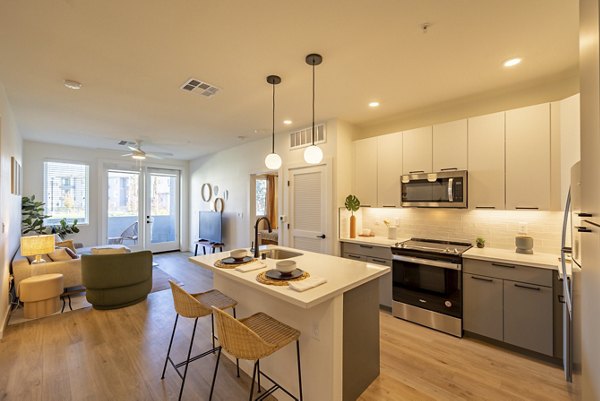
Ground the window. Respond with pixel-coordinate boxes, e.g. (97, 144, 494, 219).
(255, 178, 267, 216)
(44, 161, 89, 224)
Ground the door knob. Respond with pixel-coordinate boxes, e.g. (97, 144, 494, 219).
(316, 234, 326, 239)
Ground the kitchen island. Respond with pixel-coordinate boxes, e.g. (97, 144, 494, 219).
(189, 246, 389, 401)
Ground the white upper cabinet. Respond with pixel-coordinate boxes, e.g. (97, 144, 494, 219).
(505, 103, 551, 210)
(468, 112, 505, 209)
(377, 132, 403, 207)
(402, 126, 432, 174)
(433, 119, 468, 172)
(353, 137, 378, 207)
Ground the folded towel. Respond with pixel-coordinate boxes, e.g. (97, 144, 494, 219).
(288, 277, 327, 292)
(235, 260, 267, 272)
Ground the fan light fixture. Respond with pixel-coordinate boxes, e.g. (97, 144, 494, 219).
(304, 53, 324, 165)
(265, 75, 282, 170)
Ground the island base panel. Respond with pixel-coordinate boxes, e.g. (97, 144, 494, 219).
(343, 278, 381, 401)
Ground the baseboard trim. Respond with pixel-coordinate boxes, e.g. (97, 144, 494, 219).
(0, 304, 10, 339)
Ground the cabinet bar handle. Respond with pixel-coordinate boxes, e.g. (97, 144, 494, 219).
(471, 276, 494, 282)
(514, 283, 541, 291)
(382, 205, 396, 208)
(440, 167, 458, 171)
(475, 206, 496, 209)
(371, 258, 387, 264)
(409, 170, 424, 174)
(359, 245, 374, 249)
(491, 262, 516, 269)
(575, 226, 592, 233)
(578, 212, 593, 217)
(515, 207, 539, 210)
(347, 254, 362, 259)
(360, 204, 372, 207)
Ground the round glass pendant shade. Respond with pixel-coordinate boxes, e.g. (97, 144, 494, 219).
(265, 152, 282, 170)
(303, 145, 323, 164)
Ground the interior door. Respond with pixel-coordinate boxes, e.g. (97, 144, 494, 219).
(289, 165, 329, 253)
(145, 168, 180, 253)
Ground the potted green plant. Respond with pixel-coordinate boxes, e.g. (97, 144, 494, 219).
(476, 237, 486, 248)
(21, 195, 80, 239)
(344, 194, 360, 238)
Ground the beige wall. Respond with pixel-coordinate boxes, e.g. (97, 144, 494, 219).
(357, 69, 579, 139)
(22, 141, 189, 250)
(0, 83, 23, 338)
(189, 119, 357, 253)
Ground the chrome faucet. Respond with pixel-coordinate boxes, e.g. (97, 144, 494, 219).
(254, 217, 272, 257)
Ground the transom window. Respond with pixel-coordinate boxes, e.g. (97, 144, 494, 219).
(43, 161, 89, 224)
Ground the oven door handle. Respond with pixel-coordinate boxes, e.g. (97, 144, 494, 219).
(393, 255, 461, 270)
(448, 178, 454, 202)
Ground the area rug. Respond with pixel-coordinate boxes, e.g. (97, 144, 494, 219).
(8, 267, 180, 326)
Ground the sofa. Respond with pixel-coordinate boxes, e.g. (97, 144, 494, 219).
(81, 250, 153, 310)
(12, 247, 82, 296)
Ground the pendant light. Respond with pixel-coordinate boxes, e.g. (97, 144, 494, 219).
(264, 75, 283, 170)
(304, 53, 324, 164)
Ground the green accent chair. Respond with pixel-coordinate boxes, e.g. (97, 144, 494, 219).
(82, 250, 153, 310)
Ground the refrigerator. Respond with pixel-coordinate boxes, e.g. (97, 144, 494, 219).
(560, 161, 583, 383)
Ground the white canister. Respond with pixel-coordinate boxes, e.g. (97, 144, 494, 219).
(387, 226, 397, 240)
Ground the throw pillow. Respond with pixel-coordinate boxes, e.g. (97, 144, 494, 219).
(91, 247, 129, 255)
(55, 239, 76, 252)
(64, 247, 79, 259)
(47, 248, 73, 262)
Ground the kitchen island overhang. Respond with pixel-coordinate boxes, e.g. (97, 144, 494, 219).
(189, 246, 389, 401)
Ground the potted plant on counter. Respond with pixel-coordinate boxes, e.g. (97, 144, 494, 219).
(476, 237, 486, 248)
(345, 194, 360, 238)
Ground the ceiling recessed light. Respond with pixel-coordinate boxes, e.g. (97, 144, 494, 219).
(369, 101, 380, 108)
(503, 58, 522, 68)
(64, 79, 82, 90)
(283, 120, 292, 125)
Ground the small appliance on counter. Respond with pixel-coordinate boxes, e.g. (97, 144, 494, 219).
(390, 238, 472, 337)
(515, 235, 534, 254)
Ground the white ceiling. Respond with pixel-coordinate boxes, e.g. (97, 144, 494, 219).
(0, 0, 579, 160)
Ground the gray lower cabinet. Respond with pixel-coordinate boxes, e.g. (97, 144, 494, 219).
(341, 242, 392, 308)
(463, 273, 503, 341)
(463, 259, 554, 356)
(503, 280, 553, 355)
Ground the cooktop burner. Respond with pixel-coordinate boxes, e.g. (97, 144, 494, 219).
(393, 238, 472, 255)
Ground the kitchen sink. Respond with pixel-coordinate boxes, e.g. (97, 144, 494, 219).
(260, 249, 303, 260)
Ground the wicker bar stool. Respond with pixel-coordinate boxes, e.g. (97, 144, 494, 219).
(161, 281, 238, 401)
(210, 306, 303, 401)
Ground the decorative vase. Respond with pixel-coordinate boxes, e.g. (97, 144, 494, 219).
(350, 215, 356, 238)
(477, 242, 485, 248)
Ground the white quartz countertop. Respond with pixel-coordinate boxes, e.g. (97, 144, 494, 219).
(463, 247, 561, 270)
(339, 236, 411, 247)
(189, 246, 390, 309)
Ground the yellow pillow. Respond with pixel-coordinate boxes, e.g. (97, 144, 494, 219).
(91, 247, 129, 255)
(48, 248, 73, 261)
(55, 239, 76, 252)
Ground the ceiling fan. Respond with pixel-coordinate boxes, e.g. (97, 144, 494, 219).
(121, 140, 173, 160)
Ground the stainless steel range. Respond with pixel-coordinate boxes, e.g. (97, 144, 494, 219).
(391, 238, 472, 337)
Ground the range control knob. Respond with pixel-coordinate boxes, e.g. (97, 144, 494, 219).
(445, 301, 452, 308)
(453, 248, 459, 254)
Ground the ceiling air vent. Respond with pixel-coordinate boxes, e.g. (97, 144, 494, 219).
(289, 124, 326, 149)
(180, 78, 220, 97)
(117, 140, 136, 146)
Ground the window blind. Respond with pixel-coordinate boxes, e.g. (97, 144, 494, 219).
(43, 161, 89, 224)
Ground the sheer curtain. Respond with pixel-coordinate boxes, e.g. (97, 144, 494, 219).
(266, 175, 278, 229)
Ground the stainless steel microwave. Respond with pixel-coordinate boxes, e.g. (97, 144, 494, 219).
(401, 170, 468, 208)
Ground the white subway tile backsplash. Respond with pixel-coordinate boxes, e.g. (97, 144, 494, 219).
(357, 208, 562, 254)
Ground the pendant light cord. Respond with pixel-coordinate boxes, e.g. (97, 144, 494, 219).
(312, 62, 316, 145)
(272, 81, 275, 153)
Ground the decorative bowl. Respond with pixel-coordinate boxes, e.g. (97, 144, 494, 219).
(230, 249, 247, 260)
(276, 260, 297, 274)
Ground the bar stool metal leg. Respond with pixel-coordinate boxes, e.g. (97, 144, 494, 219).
(211, 314, 216, 350)
(249, 361, 258, 401)
(257, 360, 261, 393)
(233, 308, 240, 378)
(297, 340, 303, 401)
(161, 314, 179, 379)
(178, 317, 199, 401)
(209, 346, 222, 401)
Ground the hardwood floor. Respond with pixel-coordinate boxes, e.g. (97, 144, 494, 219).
(0, 252, 579, 400)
